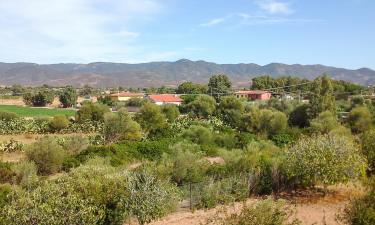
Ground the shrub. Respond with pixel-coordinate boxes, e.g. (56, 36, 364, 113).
(348, 106, 373, 133)
(182, 125, 213, 145)
(217, 96, 244, 128)
(339, 178, 375, 225)
(0, 110, 18, 121)
(103, 109, 142, 144)
(205, 198, 301, 225)
(26, 137, 66, 175)
(0, 183, 12, 208)
(0, 139, 24, 153)
(76, 102, 110, 122)
(0, 162, 16, 184)
(285, 134, 367, 188)
(49, 115, 70, 132)
(288, 104, 310, 128)
(135, 102, 168, 137)
(58, 135, 89, 155)
(11, 161, 39, 188)
(161, 104, 180, 122)
(310, 111, 340, 134)
(361, 129, 375, 173)
(186, 95, 216, 119)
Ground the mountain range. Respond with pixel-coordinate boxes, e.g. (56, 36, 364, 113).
(0, 59, 374, 87)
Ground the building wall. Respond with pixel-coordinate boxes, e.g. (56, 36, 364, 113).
(154, 101, 182, 106)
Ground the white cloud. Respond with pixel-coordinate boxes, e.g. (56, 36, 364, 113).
(255, 0, 294, 15)
(0, 0, 164, 63)
(199, 16, 229, 27)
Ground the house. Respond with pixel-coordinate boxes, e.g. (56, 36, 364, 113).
(110, 92, 144, 102)
(147, 94, 183, 106)
(234, 90, 272, 101)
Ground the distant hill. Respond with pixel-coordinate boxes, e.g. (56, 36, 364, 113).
(0, 59, 374, 87)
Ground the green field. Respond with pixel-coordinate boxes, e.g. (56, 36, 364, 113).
(0, 105, 77, 117)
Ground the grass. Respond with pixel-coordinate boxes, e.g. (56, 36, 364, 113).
(0, 105, 76, 117)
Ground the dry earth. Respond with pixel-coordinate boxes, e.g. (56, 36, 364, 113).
(143, 184, 364, 225)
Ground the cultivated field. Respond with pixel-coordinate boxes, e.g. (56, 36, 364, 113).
(0, 105, 76, 117)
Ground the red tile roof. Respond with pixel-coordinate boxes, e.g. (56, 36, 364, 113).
(110, 92, 144, 97)
(148, 94, 183, 103)
(235, 90, 270, 95)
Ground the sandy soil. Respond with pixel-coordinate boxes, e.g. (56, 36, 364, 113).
(145, 184, 364, 225)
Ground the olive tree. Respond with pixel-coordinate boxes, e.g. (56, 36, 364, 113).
(186, 95, 216, 119)
(285, 134, 367, 188)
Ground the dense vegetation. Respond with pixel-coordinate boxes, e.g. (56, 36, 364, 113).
(0, 75, 374, 224)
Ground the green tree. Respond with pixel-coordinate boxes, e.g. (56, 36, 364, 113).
(76, 102, 110, 122)
(208, 74, 232, 100)
(26, 137, 66, 175)
(186, 95, 216, 118)
(348, 106, 373, 133)
(161, 104, 180, 122)
(182, 125, 213, 145)
(288, 104, 310, 128)
(135, 102, 167, 136)
(177, 81, 207, 94)
(308, 75, 335, 118)
(59, 86, 77, 108)
(103, 109, 142, 144)
(310, 111, 340, 134)
(285, 134, 366, 188)
(217, 96, 244, 128)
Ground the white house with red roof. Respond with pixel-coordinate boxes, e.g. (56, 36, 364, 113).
(234, 90, 272, 101)
(147, 94, 183, 106)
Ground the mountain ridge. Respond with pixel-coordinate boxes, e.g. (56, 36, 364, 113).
(0, 60, 374, 87)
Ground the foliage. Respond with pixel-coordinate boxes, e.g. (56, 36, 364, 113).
(186, 94, 216, 119)
(57, 135, 89, 156)
(0, 110, 18, 121)
(288, 104, 310, 128)
(205, 198, 301, 225)
(76, 102, 110, 122)
(161, 104, 180, 122)
(182, 125, 213, 145)
(176, 81, 207, 94)
(59, 86, 77, 108)
(26, 137, 67, 175)
(103, 109, 142, 144)
(0, 139, 24, 153)
(208, 74, 232, 100)
(348, 106, 373, 133)
(308, 75, 336, 118)
(49, 114, 70, 132)
(310, 111, 340, 134)
(135, 102, 167, 137)
(217, 96, 244, 128)
(23, 89, 54, 106)
(361, 129, 375, 173)
(339, 178, 375, 225)
(285, 134, 367, 188)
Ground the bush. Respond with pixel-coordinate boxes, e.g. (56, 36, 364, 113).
(76, 102, 110, 122)
(288, 104, 310, 128)
(285, 134, 367, 188)
(186, 95, 216, 119)
(49, 115, 70, 132)
(182, 125, 213, 145)
(135, 102, 168, 137)
(339, 178, 375, 225)
(0, 183, 12, 208)
(205, 198, 301, 225)
(0, 110, 18, 121)
(361, 129, 375, 173)
(11, 161, 39, 188)
(103, 109, 142, 144)
(58, 135, 89, 156)
(348, 106, 373, 133)
(0, 162, 15, 184)
(26, 137, 67, 175)
(0, 139, 24, 153)
(161, 104, 180, 122)
(310, 111, 340, 134)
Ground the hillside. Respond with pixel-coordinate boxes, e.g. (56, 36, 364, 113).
(0, 59, 374, 87)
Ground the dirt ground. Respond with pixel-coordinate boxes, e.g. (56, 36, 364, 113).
(146, 184, 364, 225)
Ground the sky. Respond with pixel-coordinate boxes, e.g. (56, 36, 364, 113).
(0, 0, 374, 69)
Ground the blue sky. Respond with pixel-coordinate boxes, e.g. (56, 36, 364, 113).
(0, 0, 374, 69)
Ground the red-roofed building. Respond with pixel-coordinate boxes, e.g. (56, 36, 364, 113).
(110, 92, 144, 101)
(147, 94, 183, 106)
(234, 90, 272, 101)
